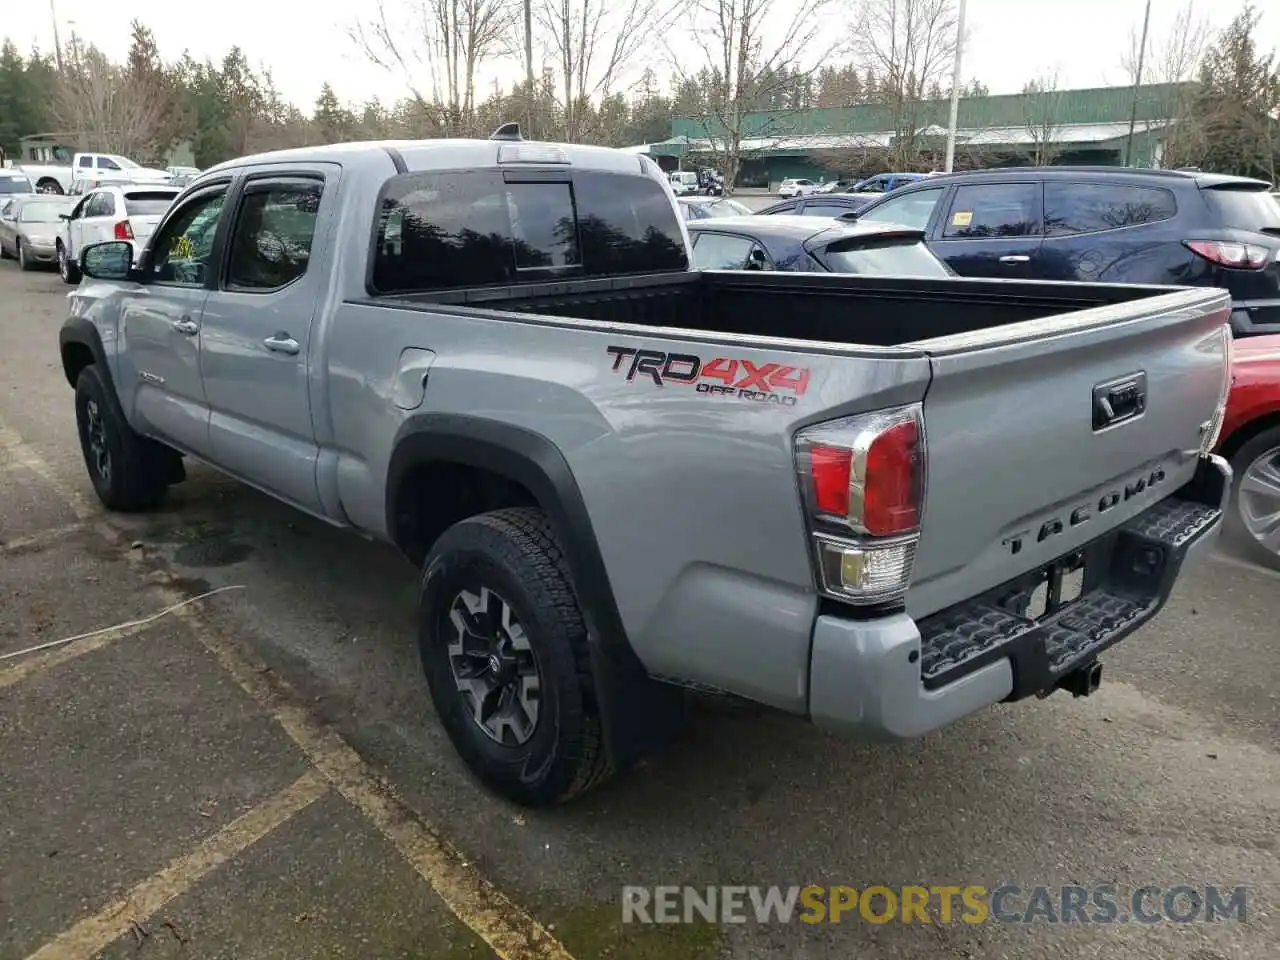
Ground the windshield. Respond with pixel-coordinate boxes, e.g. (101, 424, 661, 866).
(1203, 185, 1280, 233)
(1, 176, 33, 194)
(820, 238, 951, 278)
(697, 199, 751, 217)
(18, 202, 64, 223)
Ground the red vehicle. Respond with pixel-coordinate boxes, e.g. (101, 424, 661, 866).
(1216, 334, 1280, 568)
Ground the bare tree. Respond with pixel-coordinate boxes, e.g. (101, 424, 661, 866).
(672, 0, 836, 192)
(537, 0, 667, 142)
(53, 37, 178, 160)
(1119, 0, 1211, 166)
(351, 0, 521, 137)
(852, 0, 958, 168)
(1022, 71, 1064, 165)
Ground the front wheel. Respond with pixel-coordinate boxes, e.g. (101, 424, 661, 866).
(74, 364, 172, 511)
(1226, 426, 1280, 570)
(418, 507, 613, 806)
(17, 240, 35, 271)
(57, 242, 80, 284)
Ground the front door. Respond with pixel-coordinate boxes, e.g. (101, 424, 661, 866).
(199, 171, 332, 513)
(119, 183, 231, 456)
(930, 181, 1045, 279)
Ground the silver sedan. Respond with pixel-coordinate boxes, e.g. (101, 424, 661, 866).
(0, 196, 72, 271)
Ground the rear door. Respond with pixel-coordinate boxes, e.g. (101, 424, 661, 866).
(1039, 179, 1183, 283)
(930, 181, 1045, 278)
(1199, 182, 1280, 336)
(905, 286, 1231, 620)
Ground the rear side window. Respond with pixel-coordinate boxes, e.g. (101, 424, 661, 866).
(1044, 182, 1176, 236)
(1202, 186, 1280, 233)
(820, 238, 951, 278)
(371, 169, 686, 293)
(942, 183, 1040, 238)
(123, 192, 179, 216)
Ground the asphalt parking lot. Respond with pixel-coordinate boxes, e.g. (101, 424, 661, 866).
(1, 257, 1277, 960)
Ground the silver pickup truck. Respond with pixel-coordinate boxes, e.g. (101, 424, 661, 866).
(59, 128, 1235, 806)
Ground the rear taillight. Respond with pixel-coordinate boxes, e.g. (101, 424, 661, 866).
(1183, 239, 1270, 269)
(794, 404, 925, 604)
(113, 220, 134, 240)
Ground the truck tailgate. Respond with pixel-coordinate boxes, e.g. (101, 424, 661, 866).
(906, 287, 1231, 621)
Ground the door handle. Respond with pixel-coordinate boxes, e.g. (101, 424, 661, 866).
(171, 317, 198, 335)
(999, 255, 1030, 263)
(263, 333, 300, 355)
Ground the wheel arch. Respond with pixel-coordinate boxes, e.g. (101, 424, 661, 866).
(1219, 411, 1280, 464)
(387, 414, 686, 768)
(59, 318, 114, 392)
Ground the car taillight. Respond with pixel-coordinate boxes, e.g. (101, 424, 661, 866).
(794, 403, 926, 604)
(1183, 239, 1270, 269)
(1200, 321, 1234, 456)
(114, 220, 134, 240)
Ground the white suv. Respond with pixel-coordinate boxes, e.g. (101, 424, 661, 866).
(57, 183, 181, 283)
(778, 178, 821, 198)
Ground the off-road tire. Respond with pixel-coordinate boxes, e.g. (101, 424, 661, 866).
(74, 364, 172, 511)
(1225, 426, 1280, 571)
(418, 507, 614, 806)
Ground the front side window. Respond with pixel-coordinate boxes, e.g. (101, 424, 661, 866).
(691, 232, 757, 270)
(1044, 182, 1177, 236)
(225, 182, 322, 290)
(371, 169, 685, 293)
(942, 183, 1041, 239)
(859, 187, 944, 231)
(146, 189, 228, 286)
(97, 156, 122, 171)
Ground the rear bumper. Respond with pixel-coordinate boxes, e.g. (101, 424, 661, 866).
(808, 454, 1230, 740)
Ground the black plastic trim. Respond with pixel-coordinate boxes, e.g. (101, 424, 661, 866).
(387, 413, 686, 768)
(382, 146, 408, 174)
(59, 316, 112, 390)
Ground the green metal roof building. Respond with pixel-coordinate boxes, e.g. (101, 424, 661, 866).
(626, 83, 1194, 186)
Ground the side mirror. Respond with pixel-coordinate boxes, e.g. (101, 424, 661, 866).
(59, 212, 71, 221)
(80, 241, 137, 281)
(745, 248, 768, 271)
(838, 211, 861, 221)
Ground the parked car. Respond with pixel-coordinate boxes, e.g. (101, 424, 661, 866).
(687, 214, 952, 278)
(850, 166, 1280, 337)
(777, 177, 822, 198)
(16, 152, 171, 195)
(853, 172, 930, 193)
(166, 165, 201, 179)
(1, 171, 35, 197)
(60, 128, 1232, 807)
(1215, 334, 1280, 569)
(676, 196, 752, 221)
(818, 179, 858, 193)
(669, 171, 699, 196)
(0, 195, 69, 270)
(756, 193, 879, 218)
(56, 184, 182, 283)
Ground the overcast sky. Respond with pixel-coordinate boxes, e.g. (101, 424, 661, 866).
(5, 0, 1278, 113)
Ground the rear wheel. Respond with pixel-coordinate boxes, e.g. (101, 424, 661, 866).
(1226, 426, 1280, 571)
(418, 507, 613, 806)
(36, 178, 64, 195)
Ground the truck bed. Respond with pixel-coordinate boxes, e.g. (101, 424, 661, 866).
(392, 270, 1173, 348)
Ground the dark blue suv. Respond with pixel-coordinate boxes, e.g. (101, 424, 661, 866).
(850, 166, 1280, 336)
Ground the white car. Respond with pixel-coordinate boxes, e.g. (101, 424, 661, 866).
(669, 171, 699, 196)
(56, 183, 181, 284)
(777, 178, 821, 198)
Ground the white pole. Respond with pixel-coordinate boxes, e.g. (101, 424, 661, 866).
(944, 0, 968, 173)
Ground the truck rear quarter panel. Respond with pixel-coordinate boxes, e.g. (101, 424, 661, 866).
(323, 302, 933, 711)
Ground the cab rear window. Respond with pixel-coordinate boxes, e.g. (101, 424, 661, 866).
(370, 169, 687, 293)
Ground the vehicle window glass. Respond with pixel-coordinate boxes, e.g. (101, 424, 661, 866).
(147, 189, 228, 286)
(858, 187, 944, 230)
(942, 183, 1040, 238)
(123, 191, 179, 216)
(77, 156, 93, 168)
(821, 239, 951, 278)
(84, 193, 110, 218)
(691, 232, 756, 270)
(802, 203, 857, 218)
(1202, 186, 1280, 232)
(761, 201, 797, 215)
(226, 182, 322, 290)
(97, 157, 121, 170)
(0, 175, 32, 195)
(1044, 182, 1177, 236)
(371, 169, 685, 293)
(18, 202, 64, 223)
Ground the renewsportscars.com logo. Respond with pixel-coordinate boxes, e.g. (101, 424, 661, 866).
(606, 346, 812, 407)
(621, 884, 1250, 926)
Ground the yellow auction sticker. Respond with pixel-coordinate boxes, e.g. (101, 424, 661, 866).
(952, 210, 973, 227)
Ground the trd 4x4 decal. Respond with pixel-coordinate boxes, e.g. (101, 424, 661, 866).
(606, 346, 811, 407)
